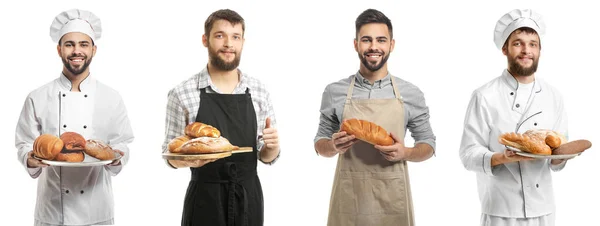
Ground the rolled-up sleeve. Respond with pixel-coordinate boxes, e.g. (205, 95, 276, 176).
(406, 89, 436, 152)
(105, 96, 135, 175)
(15, 95, 42, 178)
(162, 89, 187, 169)
(314, 85, 339, 145)
(459, 91, 496, 176)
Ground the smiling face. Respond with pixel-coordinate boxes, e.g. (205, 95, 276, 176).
(203, 19, 244, 71)
(354, 23, 395, 72)
(502, 29, 541, 77)
(57, 32, 96, 76)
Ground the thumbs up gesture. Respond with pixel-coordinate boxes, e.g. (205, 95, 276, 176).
(262, 117, 279, 151)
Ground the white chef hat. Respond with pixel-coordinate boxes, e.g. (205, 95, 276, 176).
(493, 9, 545, 50)
(50, 9, 102, 44)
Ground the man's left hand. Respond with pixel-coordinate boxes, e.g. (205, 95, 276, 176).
(107, 149, 124, 166)
(375, 133, 409, 162)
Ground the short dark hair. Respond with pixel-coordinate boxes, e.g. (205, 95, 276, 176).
(204, 9, 245, 37)
(502, 27, 540, 49)
(355, 9, 393, 39)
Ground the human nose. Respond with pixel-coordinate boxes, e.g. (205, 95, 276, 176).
(223, 36, 233, 48)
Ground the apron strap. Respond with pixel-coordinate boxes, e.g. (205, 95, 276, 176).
(346, 76, 357, 100)
(390, 77, 402, 100)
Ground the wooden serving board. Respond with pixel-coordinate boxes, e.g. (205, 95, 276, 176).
(162, 147, 253, 161)
(232, 147, 253, 154)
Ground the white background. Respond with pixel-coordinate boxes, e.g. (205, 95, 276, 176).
(1, 0, 598, 225)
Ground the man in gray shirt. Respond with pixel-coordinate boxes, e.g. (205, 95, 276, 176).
(314, 9, 436, 226)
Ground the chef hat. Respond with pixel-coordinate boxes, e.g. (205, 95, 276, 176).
(493, 9, 545, 50)
(50, 9, 102, 43)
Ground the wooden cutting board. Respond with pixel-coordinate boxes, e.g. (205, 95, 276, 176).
(162, 147, 253, 160)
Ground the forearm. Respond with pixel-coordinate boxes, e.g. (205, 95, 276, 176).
(315, 139, 337, 157)
(403, 143, 434, 162)
(259, 146, 279, 163)
(167, 159, 187, 168)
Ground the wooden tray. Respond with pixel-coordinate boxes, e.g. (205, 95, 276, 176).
(162, 147, 253, 160)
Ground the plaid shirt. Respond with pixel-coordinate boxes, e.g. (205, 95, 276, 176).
(162, 67, 279, 168)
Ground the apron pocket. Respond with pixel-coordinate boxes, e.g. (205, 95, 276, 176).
(369, 173, 406, 214)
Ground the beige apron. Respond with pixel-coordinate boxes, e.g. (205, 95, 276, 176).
(327, 76, 414, 226)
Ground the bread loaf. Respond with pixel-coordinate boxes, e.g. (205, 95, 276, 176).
(84, 140, 115, 160)
(552, 139, 592, 155)
(499, 129, 567, 155)
(60, 132, 86, 151)
(340, 118, 394, 146)
(178, 136, 238, 154)
(185, 122, 221, 138)
(55, 151, 84, 162)
(168, 135, 191, 153)
(33, 134, 64, 160)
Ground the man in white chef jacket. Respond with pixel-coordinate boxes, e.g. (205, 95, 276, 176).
(459, 9, 568, 226)
(14, 9, 134, 226)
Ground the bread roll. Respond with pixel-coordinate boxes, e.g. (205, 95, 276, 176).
(340, 118, 394, 146)
(55, 151, 84, 162)
(185, 122, 221, 138)
(33, 134, 64, 160)
(178, 136, 237, 154)
(84, 140, 115, 160)
(60, 132, 86, 151)
(168, 135, 192, 153)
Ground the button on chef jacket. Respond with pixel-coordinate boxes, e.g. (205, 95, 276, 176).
(459, 69, 568, 218)
(15, 74, 134, 225)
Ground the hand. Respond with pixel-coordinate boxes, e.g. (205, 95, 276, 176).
(27, 151, 49, 168)
(262, 117, 279, 151)
(504, 149, 535, 162)
(169, 159, 218, 168)
(107, 150, 125, 166)
(331, 131, 357, 155)
(375, 133, 408, 162)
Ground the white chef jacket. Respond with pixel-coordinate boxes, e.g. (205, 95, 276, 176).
(459, 69, 568, 218)
(15, 74, 134, 225)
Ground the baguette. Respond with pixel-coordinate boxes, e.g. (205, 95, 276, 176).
(33, 134, 64, 160)
(552, 140, 592, 155)
(340, 118, 394, 146)
(185, 122, 221, 138)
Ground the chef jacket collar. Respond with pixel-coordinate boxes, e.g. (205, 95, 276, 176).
(197, 66, 249, 93)
(58, 72, 93, 91)
(355, 71, 391, 89)
(502, 69, 542, 93)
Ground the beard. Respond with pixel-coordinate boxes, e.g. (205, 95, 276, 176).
(208, 45, 241, 71)
(61, 54, 92, 76)
(507, 53, 539, 77)
(358, 50, 390, 72)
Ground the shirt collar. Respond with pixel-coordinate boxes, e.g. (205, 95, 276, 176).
(197, 66, 248, 93)
(354, 71, 391, 89)
(58, 73, 93, 91)
(502, 69, 542, 93)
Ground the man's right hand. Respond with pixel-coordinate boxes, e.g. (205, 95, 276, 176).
(27, 151, 49, 168)
(169, 159, 218, 168)
(491, 149, 535, 167)
(331, 131, 357, 155)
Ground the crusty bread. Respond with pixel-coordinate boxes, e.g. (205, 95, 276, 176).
(55, 151, 84, 162)
(499, 129, 567, 155)
(168, 135, 192, 153)
(341, 118, 394, 146)
(185, 122, 221, 138)
(60, 132, 86, 151)
(178, 136, 238, 154)
(84, 140, 115, 160)
(33, 134, 64, 160)
(552, 139, 592, 155)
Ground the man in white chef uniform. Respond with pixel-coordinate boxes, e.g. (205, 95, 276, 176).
(459, 9, 568, 226)
(14, 9, 134, 226)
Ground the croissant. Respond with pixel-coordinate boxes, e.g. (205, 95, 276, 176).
(178, 137, 238, 154)
(168, 135, 192, 153)
(499, 129, 567, 155)
(33, 134, 64, 160)
(340, 118, 394, 146)
(185, 122, 221, 138)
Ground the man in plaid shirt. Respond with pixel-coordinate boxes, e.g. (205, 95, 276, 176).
(161, 9, 280, 226)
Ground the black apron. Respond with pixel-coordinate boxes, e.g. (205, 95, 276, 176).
(182, 88, 263, 226)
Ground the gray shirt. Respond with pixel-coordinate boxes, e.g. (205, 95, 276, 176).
(314, 71, 436, 151)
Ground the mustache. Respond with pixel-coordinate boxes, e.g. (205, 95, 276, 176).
(68, 54, 86, 58)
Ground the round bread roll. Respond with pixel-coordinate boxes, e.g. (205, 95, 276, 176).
(84, 140, 115, 160)
(60, 132, 86, 151)
(179, 136, 237, 154)
(33, 134, 64, 160)
(55, 151, 84, 162)
(168, 135, 192, 153)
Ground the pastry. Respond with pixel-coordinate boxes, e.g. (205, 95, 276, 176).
(60, 132, 86, 151)
(55, 151, 85, 162)
(185, 122, 221, 138)
(178, 136, 238, 154)
(340, 118, 394, 146)
(33, 134, 64, 160)
(499, 129, 567, 155)
(168, 135, 192, 153)
(84, 140, 115, 160)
